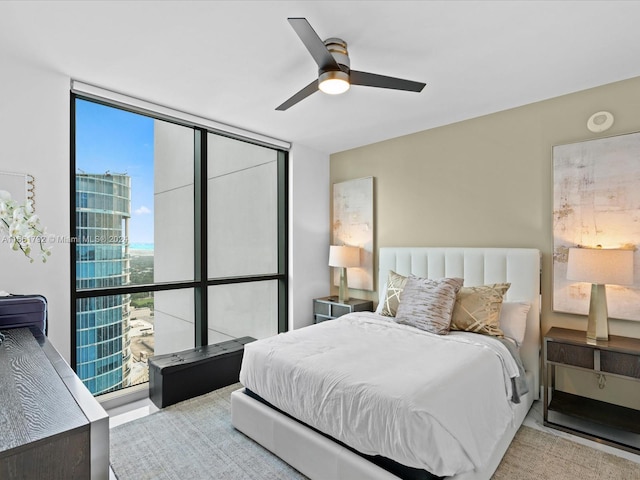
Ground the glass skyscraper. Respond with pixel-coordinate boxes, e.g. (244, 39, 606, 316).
(75, 173, 132, 395)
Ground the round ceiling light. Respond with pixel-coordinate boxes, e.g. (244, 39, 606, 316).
(319, 70, 350, 95)
(587, 111, 614, 133)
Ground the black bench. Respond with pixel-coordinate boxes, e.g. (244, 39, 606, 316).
(148, 336, 255, 408)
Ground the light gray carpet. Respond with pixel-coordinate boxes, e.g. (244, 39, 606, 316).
(110, 384, 306, 479)
(110, 384, 640, 480)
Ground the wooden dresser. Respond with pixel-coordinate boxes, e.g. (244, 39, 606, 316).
(0, 328, 109, 479)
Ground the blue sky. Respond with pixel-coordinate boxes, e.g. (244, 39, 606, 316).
(75, 99, 154, 243)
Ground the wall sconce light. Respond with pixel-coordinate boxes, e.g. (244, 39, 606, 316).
(566, 247, 634, 341)
(329, 245, 360, 303)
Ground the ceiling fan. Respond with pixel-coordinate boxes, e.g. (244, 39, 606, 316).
(276, 18, 426, 111)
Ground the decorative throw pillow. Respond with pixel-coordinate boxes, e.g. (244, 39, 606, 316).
(450, 283, 511, 337)
(395, 276, 464, 335)
(499, 302, 531, 346)
(379, 270, 408, 317)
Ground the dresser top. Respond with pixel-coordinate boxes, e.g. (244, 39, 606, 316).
(0, 328, 89, 453)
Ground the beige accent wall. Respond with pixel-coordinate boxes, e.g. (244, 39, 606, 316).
(330, 75, 640, 409)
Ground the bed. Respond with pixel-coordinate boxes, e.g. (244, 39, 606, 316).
(231, 247, 541, 479)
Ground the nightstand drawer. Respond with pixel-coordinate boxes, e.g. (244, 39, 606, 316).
(601, 350, 640, 379)
(331, 304, 351, 317)
(546, 342, 593, 369)
(313, 302, 331, 317)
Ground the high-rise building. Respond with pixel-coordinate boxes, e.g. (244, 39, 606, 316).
(75, 173, 132, 395)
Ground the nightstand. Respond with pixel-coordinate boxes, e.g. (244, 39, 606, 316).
(313, 297, 373, 323)
(543, 327, 640, 453)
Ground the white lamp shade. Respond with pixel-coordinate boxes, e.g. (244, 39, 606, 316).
(567, 248, 634, 285)
(328, 245, 360, 268)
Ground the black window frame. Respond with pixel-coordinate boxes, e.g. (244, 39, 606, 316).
(70, 93, 288, 390)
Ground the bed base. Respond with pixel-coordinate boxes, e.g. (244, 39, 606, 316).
(241, 388, 439, 480)
(231, 373, 534, 480)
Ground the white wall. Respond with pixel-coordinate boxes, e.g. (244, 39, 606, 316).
(289, 144, 330, 330)
(0, 55, 71, 360)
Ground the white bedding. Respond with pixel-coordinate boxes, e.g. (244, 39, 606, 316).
(239, 311, 522, 477)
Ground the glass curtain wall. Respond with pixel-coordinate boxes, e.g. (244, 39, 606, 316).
(72, 96, 287, 396)
(207, 135, 280, 343)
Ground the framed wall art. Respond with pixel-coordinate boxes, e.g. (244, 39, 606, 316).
(0, 171, 36, 208)
(553, 132, 640, 321)
(332, 176, 374, 291)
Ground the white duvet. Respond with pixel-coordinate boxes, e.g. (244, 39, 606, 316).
(239, 312, 520, 477)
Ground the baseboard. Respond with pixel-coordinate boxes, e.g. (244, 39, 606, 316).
(98, 382, 149, 411)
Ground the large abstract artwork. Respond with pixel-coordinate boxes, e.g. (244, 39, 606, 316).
(553, 132, 640, 321)
(332, 176, 374, 291)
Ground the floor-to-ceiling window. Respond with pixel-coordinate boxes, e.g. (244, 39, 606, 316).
(71, 95, 287, 396)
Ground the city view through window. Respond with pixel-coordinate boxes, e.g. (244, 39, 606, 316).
(75, 99, 157, 395)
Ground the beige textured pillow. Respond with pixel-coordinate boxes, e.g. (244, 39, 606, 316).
(395, 276, 464, 335)
(450, 283, 511, 337)
(380, 270, 408, 317)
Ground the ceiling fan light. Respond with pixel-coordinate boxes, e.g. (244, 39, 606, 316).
(318, 70, 350, 95)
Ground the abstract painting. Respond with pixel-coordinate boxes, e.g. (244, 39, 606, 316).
(553, 132, 640, 321)
(332, 176, 374, 291)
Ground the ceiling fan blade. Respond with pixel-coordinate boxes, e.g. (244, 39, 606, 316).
(351, 70, 426, 92)
(288, 18, 341, 71)
(276, 79, 319, 111)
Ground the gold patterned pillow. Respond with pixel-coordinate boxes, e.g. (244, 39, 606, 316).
(380, 270, 407, 317)
(450, 283, 511, 337)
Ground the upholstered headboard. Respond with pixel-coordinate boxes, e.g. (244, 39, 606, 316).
(378, 247, 541, 399)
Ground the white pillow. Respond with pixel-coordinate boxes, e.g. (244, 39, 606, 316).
(375, 281, 387, 314)
(499, 302, 531, 346)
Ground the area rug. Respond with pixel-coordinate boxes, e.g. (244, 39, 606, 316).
(493, 424, 640, 480)
(110, 384, 640, 480)
(110, 383, 305, 480)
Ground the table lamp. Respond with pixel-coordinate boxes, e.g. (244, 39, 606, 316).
(329, 245, 360, 303)
(566, 247, 634, 341)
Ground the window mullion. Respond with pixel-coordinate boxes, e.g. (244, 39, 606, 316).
(194, 129, 208, 346)
(278, 150, 288, 333)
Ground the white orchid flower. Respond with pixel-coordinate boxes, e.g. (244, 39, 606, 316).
(9, 220, 25, 237)
(26, 214, 40, 228)
(0, 190, 51, 262)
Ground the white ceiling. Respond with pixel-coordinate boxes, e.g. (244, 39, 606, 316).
(2, 1, 640, 154)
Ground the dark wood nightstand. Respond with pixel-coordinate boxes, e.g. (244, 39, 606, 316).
(543, 327, 640, 453)
(313, 297, 373, 323)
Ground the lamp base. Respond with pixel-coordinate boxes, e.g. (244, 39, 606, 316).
(338, 267, 350, 303)
(586, 283, 609, 341)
